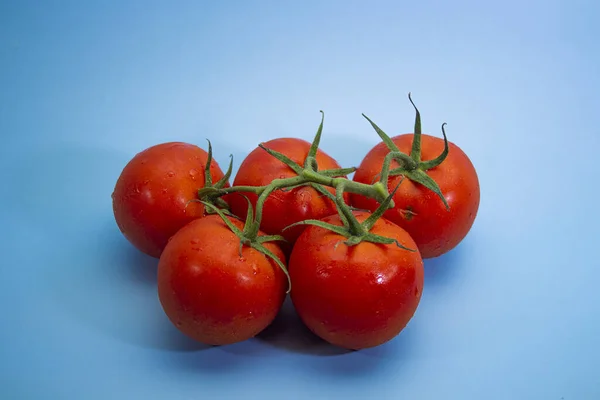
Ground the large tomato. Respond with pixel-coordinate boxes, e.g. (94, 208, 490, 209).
(351, 134, 480, 259)
(228, 138, 347, 246)
(288, 211, 424, 350)
(112, 142, 228, 258)
(157, 214, 287, 345)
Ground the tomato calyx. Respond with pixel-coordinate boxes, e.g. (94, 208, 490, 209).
(201, 200, 292, 293)
(195, 139, 234, 213)
(285, 179, 416, 251)
(361, 93, 451, 210)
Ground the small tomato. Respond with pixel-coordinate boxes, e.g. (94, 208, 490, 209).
(112, 142, 228, 258)
(289, 211, 424, 350)
(157, 214, 287, 346)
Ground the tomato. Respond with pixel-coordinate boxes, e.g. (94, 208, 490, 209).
(112, 142, 228, 258)
(227, 138, 348, 246)
(351, 134, 480, 258)
(157, 214, 287, 345)
(288, 211, 424, 350)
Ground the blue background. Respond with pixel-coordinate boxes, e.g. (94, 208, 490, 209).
(1, 1, 599, 399)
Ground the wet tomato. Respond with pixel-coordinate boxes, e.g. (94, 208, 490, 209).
(351, 134, 480, 258)
(157, 214, 287, 345)
(288, 211, 424, 350)
(112, 142, 228, 258)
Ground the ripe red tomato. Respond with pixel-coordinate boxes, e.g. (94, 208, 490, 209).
(227, 138, 348, 246)
(157, 214, 287, 345)
(112, 142, 228, 258)
(351, 134, 480, 258)
(288, 211, 424, 350)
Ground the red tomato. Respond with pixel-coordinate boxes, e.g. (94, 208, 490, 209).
(112, 142, 228, 258)
(157, 214, 287, 345)
(289, 211, 424, 350)
(351, 134, 480, 258)
(227, 138, 347, 247)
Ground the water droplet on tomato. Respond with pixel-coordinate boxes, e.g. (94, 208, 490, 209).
(190, 239, 199, 245)
(176, 321, 183, 327)
(161, 188, 168, 194)
(167, 171, 175, 177)
(252, 266, 258, 275)
(189, 168, 199, 180)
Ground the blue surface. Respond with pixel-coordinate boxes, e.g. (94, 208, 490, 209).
(1, 1, 599, 399)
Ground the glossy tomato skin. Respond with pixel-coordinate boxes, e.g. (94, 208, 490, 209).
(157, 214, 287, 346)
(227, 138, 348, 247)
(351, 134, 480, 259)
(289, 212, 424, 350)
(112, 142, 228, 258)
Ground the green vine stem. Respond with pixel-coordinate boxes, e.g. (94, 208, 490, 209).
(198, 112, 397, 218)
(197, 95, 450, 265)
(361, 93, 451, 210)
(284, 177, 415, 250)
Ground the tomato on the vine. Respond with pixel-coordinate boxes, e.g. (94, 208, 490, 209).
(288, 211, 424, 350)
(157, 214, 287, 346)
(227, 138, 348, 246)
(351, 133, 480, 259)
(112, 142, 229, 258)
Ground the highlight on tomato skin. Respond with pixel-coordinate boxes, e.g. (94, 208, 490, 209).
(112, 142, 229, 259)
(288, 211, 424, 351)
(227, 137, 349, 248)
(157, 214, 288, 346)
(351, 133, 480, 259)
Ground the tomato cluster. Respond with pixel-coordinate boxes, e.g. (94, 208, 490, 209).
(112, 95, 480, 350)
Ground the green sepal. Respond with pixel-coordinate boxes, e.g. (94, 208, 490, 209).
(280, 183, 310, 193)
(309, 182, 336, 202)
(241, 194, 255, 238)
(283, 219, 350, 238)
(408, 92, 422, 162)
(215, 154, 233, 189)
(361, 233, 416, 252)
(204, 139, 214, 187)
(405, 169, 449, 210)
(256, 234, 287, 244)
(362, 113, 401, 152)
(258, 143, 304, 175)
(200, 201, 244, 236)
(419, 123, 449, 171)
(319, 167, 356, 177)
(250, 241, 292, 294)
(307, 111, 325, 161)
